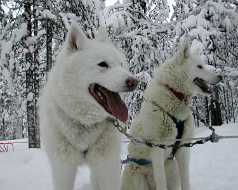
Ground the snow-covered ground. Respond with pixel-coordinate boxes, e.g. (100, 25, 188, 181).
(0, 124, 237, 190)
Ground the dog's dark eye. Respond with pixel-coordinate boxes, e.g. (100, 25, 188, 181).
(98, 61, 109, 68)
(197, 65, 203, 69)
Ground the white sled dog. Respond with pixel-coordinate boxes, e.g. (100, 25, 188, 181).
(39, 23, 138, 190)
(121, 41, 222, 190)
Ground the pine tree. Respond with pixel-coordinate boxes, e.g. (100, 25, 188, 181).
(104, 0, 174, 122)
(174, 0, 238, 126)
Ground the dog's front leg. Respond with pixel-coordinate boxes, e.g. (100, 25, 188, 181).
(88, 142, 121, 190)
(176, 115, 193, 190)
(151, 148, 168, 190)
(49, 157, 77, 190)
(176, 148, 191, 190)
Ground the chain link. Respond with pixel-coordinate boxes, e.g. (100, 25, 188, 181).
(107, 111, 238, 150)
(106, 96, 238, 150)
(107, 117, 225, 150)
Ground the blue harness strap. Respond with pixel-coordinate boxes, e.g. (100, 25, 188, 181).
(122, 106, 186, 165)
(169, 119, 185, 159)
(122, 156, 152, 166)
(156, 105, 186, 159)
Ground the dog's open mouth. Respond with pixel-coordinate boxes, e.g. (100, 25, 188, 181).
(193, 78, 212, 94)
(89, 84, 128, 123)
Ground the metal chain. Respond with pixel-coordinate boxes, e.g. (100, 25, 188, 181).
(190, 107, 215, 131)
(190, 107, 222, 143)
(107, 100, 238, 150)
(107, 117, 173, 149)
(107, 117, 227, 150)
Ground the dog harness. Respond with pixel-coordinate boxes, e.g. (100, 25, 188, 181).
(123, 83, 189, 166)
(166, 111, 186, 160)
(123, 107, 186, 166)
(122, 157, 152, 166)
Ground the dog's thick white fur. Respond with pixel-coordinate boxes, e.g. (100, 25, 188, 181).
(39, 23, 138, 190)
(121, 41, 222, 190)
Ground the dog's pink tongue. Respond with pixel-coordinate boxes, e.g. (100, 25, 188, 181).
(107, 93, 128, 123)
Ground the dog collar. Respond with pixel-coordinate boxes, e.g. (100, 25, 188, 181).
(163, 84, 189, 103)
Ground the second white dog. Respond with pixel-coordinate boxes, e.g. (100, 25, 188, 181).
(121, 41, 222, 190)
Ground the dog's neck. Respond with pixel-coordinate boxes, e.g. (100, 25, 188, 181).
(162, 83, 190, 103)
(55, 101, 93, 128)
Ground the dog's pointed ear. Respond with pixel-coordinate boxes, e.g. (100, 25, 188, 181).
(175, 36, 192, 65)
(183, 42, 190, 59)
(95, 27, 110, 42)
(66, 22, 88, 51)
(190, 40, 203, 55)
(181, 36, 191, 59)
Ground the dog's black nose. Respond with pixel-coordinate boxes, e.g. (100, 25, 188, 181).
(126, 77, 138, 90)
(217, 75, 223, 81)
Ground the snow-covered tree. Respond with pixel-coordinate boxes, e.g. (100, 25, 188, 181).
(175, 0, 238, 125)
(0, 0, 100, 143)
(103, 0, 174, 123)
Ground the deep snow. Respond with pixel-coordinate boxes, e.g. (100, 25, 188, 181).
(0, 124, 237, 190)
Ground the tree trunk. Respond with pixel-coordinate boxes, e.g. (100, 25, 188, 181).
(204, 97, 210, 125)
(210, 86, 223, 126)
(45, 5, 53, 75)
(46, 20, 53, 74)
(24, 0, 40, 148)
